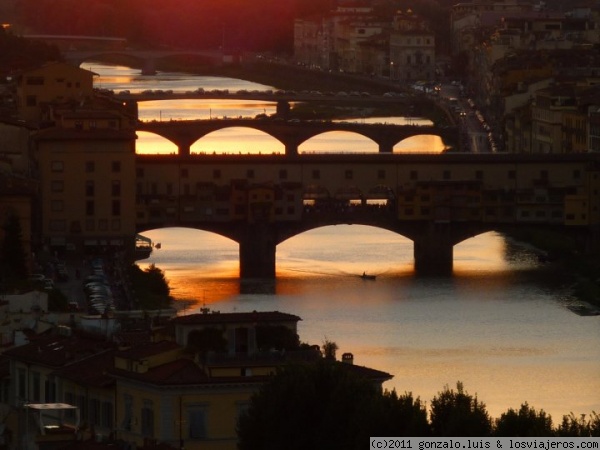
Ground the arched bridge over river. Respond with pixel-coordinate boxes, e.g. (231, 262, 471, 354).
(135, 152, 600, 278)
(137, 119, 459, 155)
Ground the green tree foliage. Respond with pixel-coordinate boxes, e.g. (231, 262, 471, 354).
(494, 403, 554, 436)
(128, 263, 172, 309)
(0, 213, 28, 285)
(430, 382, 492, 436)
(237, 361, 431, 450)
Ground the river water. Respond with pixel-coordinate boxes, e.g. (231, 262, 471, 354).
(92, 62, 600, 421)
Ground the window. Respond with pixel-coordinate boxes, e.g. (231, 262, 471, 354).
(247, 169, 254, 179)
(99, 219, 108, 231)
(51, 161, 64, 172)
(136, 168, 145, 178)
(112, 161, 121, 173)
(51, 200, 64, 212)
(86, 200, 95, 216)
(32, 372, 40, 402)
(345, 170, 353, 180)
(49, 220, 66, 231)
(26, 76, 44, 85)
(141, 400, 154, 437)
(44, 377, 56, 403)
(181, 168, 189, 178)
(112, 180, 121, 196)
(86, 181, 94, 197)
(123, 395, 133, 431)
(188, 408, 207, 439)
(51, 180, 64, 193)
(377, 169, 385, 179)
(279, 169, 288, 179)
(64, 392, 76, 420)
(410, 170, 418, 181)
(102, 402, 114, 428)
(112, 200, 121, 216)
(86, 161, 95, 173)
(90, 398, 100, 426)
(443, 170, 451, 180)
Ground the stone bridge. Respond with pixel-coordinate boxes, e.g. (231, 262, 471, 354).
(134, 152, 600, 278)
(63, 49, 224, 73)
(137, 119, 459, 155)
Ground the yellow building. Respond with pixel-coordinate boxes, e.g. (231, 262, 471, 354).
(15, 62, 95, 123)
(2, 311, 392, 450)
(32, 118, 137, 255)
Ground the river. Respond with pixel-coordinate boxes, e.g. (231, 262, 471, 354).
(92, 61, 600, 421)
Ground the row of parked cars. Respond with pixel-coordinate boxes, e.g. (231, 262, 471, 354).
(83, 258, 115, 315)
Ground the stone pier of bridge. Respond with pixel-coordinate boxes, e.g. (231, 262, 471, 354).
(238, 225, 277, 279)
(236, 222, 456, 279)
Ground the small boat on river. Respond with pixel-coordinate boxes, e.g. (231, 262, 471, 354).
(361, 272, 376, 280)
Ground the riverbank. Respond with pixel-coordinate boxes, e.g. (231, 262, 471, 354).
(506, 227, 600, 312)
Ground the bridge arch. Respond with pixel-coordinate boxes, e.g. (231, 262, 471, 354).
(298, 130, 378, 154)
(190, 127, 285, 155)
(394, 134, 446, 153)
(136, 131, 179, 154)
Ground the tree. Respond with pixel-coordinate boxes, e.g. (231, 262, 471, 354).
(237, 361, 430, 450)
(128, 263, 172, 309)
(322, 339, 338, 360)
(494, 403, 554, 436)
(430, 382, 492, 436)
(556, 412, 600, 437)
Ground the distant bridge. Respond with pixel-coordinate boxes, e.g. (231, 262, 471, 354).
(134, 152, 600, 278)
(62, 48, 225, 73)
(137, 118, 459, 155)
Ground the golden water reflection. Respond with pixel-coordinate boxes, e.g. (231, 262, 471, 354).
(136, 129, 445, 155)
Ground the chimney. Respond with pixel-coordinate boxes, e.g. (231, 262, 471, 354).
(342, 352, 354, 364)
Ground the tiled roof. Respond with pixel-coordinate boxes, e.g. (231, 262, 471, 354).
(3, 334, 115, 368)
(53, 351, 115, 388)
(111, 358, 210, 386)
(172, 311, 301, 325)
(115, 340, 180, 359)
(340, 361, 394, 382)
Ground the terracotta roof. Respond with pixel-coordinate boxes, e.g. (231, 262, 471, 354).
(172, 311, 301, 325)
(111, 358, 210, 385)
(115, 340, 180, 359)
(2, 334, 115, 368)
(340, 361, 393, 382)
(53, 351, 115, 388)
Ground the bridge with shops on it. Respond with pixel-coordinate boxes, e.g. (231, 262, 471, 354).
(133, 152, 600, 278)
